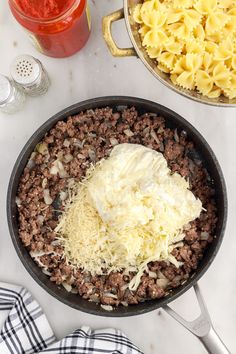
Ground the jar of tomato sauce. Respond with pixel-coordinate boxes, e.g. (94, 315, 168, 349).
(8, 0, 91, 58)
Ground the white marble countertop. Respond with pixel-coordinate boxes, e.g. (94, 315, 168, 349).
(0, 1, 236, 353)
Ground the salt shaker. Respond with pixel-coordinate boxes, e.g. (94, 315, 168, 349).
(0, 75, 26, 114)
(10, 55, 50, 97)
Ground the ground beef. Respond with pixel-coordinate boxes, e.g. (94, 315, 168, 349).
(17, 107, 217, 306)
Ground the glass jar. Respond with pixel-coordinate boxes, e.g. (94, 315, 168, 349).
(8, 0, 91, 58)
(0, 75, 26, 114)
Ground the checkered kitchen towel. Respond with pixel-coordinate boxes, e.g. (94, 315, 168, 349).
(0, 282, 143, 354)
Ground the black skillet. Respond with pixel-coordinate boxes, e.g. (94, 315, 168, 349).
(7, 97, 229, 353)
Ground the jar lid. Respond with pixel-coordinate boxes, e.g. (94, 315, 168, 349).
(0, 75, 12, 105)
(10, 55, 41, 86)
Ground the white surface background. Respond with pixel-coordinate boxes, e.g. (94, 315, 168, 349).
(0, 1, 236, 353)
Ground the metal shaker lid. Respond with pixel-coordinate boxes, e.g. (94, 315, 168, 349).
(0, 75, 12, 105)
(10, 55, 41, 86)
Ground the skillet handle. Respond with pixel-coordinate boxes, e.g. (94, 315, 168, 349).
(200, 327, 230, 354)
(163, 284, 230, 354)
(102, 8, 137, 57)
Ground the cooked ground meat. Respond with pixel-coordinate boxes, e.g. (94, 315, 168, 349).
(17, 107, 217, 306)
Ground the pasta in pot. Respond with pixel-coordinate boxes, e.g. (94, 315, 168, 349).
(133, 0, 236, 99)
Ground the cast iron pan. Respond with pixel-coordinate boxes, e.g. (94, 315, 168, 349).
(7, 96, 227, 317)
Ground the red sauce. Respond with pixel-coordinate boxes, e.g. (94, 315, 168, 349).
(15, 0, 74, 19)
(9, 0, 91, 58)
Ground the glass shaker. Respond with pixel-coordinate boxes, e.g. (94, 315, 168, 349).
(0, 75, 26, 114)
(10, 55, 50, 97)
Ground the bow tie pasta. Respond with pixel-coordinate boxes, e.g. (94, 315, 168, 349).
(133, 0, 236, 99)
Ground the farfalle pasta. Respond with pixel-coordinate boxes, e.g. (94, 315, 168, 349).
(133, 0, 236, 99)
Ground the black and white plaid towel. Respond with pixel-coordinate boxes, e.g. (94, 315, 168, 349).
(0, 282, 143, 354)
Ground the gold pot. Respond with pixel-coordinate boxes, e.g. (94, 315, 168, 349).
(103, 0, 236, 107)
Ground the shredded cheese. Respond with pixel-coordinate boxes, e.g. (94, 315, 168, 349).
(56, 144, 202, 290)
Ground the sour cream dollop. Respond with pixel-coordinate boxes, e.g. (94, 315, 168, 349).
(87, 143, 202, 236)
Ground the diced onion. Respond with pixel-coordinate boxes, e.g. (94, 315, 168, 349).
(15, 197, 22, 207)
(42, 178, 47, 188)
(150, 130, 160, 143)
(36, 143, 48, 155)
(148, 270, 157, 278)
(37, 215, 44, 225)
(103, 293, 118, 299)
(124, 129, 134, 137)
(73, 139, 84, 148)
(26, 153, 36, 169)
(157, 271, 167, 279)
(30, 251, 46, 258)
(43, 189, 53, 205)
(200, 231, 209, 240)
(89, 295, 100, 303)
(64, 154, 74, 163)
(50, 160, 69, 178)
(110, 138, 119, 146)
(101, 305, 113, 311)
(156, 278, 169, 289)
(121, 284, 129, 291)
(63, 139, 71, 147)
(60, 191, 68, 201)
(62, 282, 72, 292)
(50, 165, 59, 175)
(42, 269, 52, 276)
(88, 149, 96, 161)
(174, 129, 179, 143)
